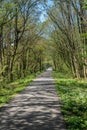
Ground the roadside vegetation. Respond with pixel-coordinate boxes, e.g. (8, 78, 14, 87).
(53, 71, 87, 130)
(0, 72, 41, 107)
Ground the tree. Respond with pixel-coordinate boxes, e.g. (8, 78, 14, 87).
(0, 0, 46, 82)
(45, 0, 87, 78)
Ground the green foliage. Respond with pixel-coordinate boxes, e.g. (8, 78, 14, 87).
(0, 74, 35, 107)
(0, 0, 47, 82)
(81, 33, 87, 38)
(53, 72, 87, 130)
(48, 0, 87, 78)
(83, 0, 87, 10)
(53, 71, 72, 79)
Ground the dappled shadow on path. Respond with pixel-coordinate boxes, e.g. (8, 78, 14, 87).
(0, 70, 66, 130)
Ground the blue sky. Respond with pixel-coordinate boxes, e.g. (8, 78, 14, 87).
(39, 0, 53, 22)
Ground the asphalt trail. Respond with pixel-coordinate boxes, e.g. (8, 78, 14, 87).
(0, 69, 66, 130)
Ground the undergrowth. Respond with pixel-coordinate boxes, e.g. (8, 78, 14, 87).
(53, 71, 87, 130)
(0, 72, 41, 107)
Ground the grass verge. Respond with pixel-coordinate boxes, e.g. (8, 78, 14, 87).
(0, 72, 41, 107)
(53, 71, 87, 130)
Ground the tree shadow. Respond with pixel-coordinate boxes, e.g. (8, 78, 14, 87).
(0, 70, 66, 130)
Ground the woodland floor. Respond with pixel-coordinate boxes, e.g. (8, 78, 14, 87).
(0, 69, 66, 130)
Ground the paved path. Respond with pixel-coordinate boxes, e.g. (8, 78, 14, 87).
(0, 69, 66, 130)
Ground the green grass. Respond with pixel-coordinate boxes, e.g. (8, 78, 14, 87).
(53, 71, 87, 130)
(0, 73, 40, 107)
